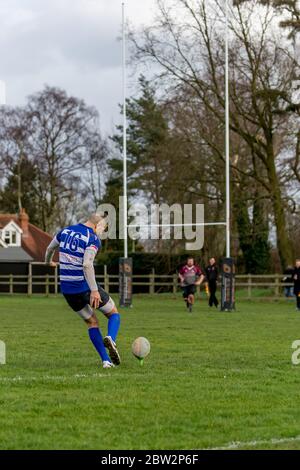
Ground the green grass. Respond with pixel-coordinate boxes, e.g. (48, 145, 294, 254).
(1, 294, 300, 450)
(234, 287, 293, 299)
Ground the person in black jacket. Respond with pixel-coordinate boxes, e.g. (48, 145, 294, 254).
(205, 257, 219, 308)
(293, 260, 300, 311)
(282, 266, 294, 298)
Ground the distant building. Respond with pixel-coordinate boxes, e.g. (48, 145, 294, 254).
(0, 209, 57, 263)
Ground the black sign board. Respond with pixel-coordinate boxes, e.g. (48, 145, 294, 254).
(220, 257, 235, 311)
(119, 257, 133, 307)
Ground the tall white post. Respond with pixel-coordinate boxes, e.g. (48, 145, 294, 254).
(225, 0, 230, 258)
(122, 2, 128, 258)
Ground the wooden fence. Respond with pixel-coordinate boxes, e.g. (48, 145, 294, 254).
(0, 270, 295, 299)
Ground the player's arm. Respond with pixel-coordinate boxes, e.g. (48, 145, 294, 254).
(195, 275, 204, 285)
(195, 268, 205, 285)
(45, 237, 60, 266)
(178, 267, 184, 285)
(82, 247, 101, 309)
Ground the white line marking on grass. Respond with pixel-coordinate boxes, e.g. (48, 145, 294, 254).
(209, 435, 300, 450)
(0, 372, 115, 383)
(0, 371, 150, 384)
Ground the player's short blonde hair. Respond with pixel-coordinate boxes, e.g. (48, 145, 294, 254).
(87, 213, 104, 225)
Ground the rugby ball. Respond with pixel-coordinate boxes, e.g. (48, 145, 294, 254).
(131, 337, 151, 359)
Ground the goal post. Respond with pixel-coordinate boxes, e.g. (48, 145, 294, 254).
(119, 2, 234, 308)
(118, 221, 232, 308)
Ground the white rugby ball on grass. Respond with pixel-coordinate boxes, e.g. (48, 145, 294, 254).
(131, 337, 151, 359)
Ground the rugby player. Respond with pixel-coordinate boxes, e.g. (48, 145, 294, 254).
(178, 257, 204, 312)
(45, 213, 120, 369)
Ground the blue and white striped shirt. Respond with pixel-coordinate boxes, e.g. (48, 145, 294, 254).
(56, 223, 100, 294)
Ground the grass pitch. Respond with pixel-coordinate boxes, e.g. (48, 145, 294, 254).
(0, 294, 300, 450)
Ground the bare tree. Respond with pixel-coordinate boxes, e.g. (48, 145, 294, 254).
(234, 0, 300, 37)
(26, 86, 99, 232)
(0, 86, 106, 233)
(87, 131, 110, 210)
(0, 107, 31, 211)
(130, 0, 300, 268)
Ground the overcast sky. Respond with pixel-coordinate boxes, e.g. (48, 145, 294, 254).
(0, 0, 157, 134)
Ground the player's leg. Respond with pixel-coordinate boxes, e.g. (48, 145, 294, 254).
(208, 282, 213, 307)
(63, 292, 112, 368)
(84, 310, 114, 368)
(182, 286, 189, 308)
(210, 282, 218, 308)
(97, 285, 121, 365)
(297, 292, 300, 311)
(187, 285, 195, 312)
(188, 285, 195, 304)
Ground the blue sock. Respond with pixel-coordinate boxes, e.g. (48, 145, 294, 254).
(108, 314, 121, 342)
(88, 327, 110, 363)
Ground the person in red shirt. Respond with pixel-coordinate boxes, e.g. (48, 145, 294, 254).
(178, 257, 205, 312)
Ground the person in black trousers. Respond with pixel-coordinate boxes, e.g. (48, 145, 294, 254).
(293, 260, 300, 311)
(282, 266, 294, 298)
(205, 257, 219, 308)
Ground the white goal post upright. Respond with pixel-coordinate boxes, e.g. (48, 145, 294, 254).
(120, 2, 132, 307)
(220, 0, 235, 312)
(122, 2, 128, 260)
(225, 0, 231, 259)
(120, 2, 234, 308)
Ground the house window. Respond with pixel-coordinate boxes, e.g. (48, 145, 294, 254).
(4, 230, 18, 246)
(4, 231, 10, 244)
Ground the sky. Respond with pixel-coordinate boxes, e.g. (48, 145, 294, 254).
(0, 0, 157, 134)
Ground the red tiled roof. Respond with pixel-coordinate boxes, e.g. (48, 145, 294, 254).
(0, 214, 58, 262)
(0, 215, 18, 229)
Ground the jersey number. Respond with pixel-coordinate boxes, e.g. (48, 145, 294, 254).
(63, 231, 81, 252)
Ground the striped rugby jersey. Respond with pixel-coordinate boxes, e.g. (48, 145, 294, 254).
(56, 223, 100, 294)
(179, 264, 202, 286)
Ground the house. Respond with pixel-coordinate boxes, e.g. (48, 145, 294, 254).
(0, 209, 59, 293)
(0, 208, 57, 265)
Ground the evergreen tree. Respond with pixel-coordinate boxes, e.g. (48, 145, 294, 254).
(235, 190, 270, 273)
(102, 75, 172, 252)
(110, 75, 170, 204)
(250, 194, 271, 273)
